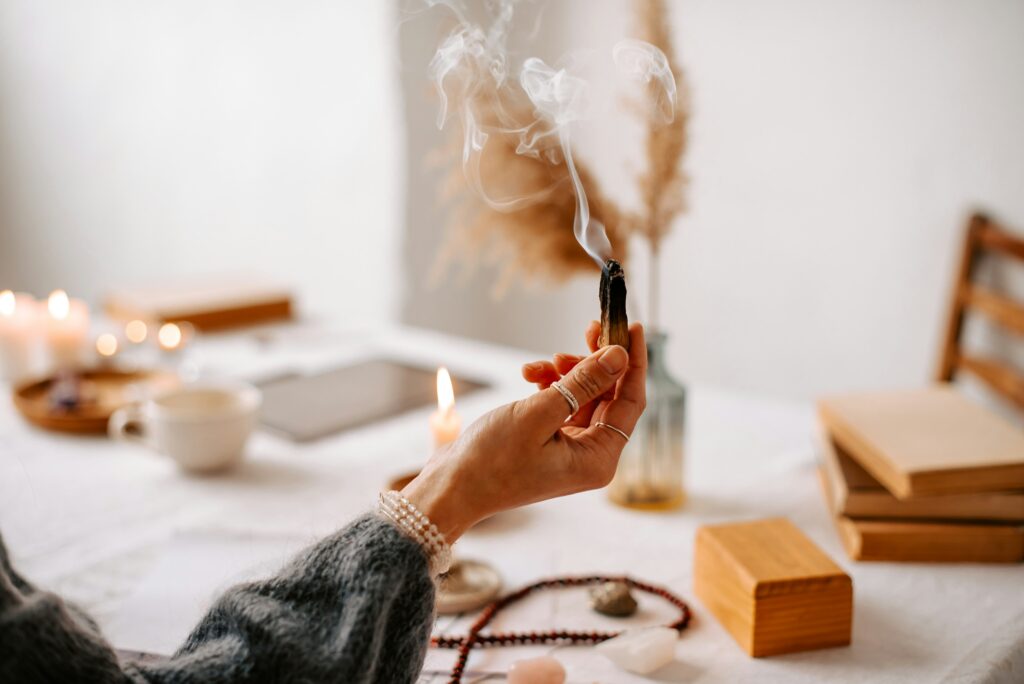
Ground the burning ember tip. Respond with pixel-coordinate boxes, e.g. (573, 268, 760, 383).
(599, 259, 630, 351)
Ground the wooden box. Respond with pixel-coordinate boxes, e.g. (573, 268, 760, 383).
(694, 518, 853, 657)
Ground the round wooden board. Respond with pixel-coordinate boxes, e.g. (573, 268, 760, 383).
(13, 369, 179, 435)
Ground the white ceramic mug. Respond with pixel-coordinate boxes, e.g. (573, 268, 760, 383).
(109, 381, 261, 473)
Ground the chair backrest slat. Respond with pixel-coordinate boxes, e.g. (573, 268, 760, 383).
(937, 212, 1024, 415)
(962, 286, 1024, 337)
(956, 354, 1024, 411)
(976, 222, 1024, 261)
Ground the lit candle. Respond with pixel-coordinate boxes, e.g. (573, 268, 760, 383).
(43, 290, 89, 371)
(95, 333, 119, 361)
(157, 322, 183, 351)
(0, 290, 39, 382)
(125, 319, 148, 344)
(429, 367, 461, 448)
(117, 319, 153, 369)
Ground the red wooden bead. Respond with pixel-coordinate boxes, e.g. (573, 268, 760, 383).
(433, 575, 692, 684)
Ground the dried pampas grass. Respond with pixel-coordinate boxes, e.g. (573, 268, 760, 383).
(628, 0, 689, 253)
(433, 89, 626, 293)
(433, 0, 687, 294)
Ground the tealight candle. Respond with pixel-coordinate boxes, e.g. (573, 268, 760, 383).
(44, 290, 89, 370)
(125, 319, 148, 344)
(429, 367, 461, 448)
(157, 322, 183, 351)
(96, 333, 119, 360)
(0, 290, 39, 382)
(116, 319, 154, 370)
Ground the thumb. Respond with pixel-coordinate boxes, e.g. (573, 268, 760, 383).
(523, 345, 629, 435)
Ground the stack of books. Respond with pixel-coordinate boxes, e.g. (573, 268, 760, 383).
(816, 387, 1024, 562)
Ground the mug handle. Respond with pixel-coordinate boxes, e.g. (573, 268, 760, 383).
(108, 404, 156, 449)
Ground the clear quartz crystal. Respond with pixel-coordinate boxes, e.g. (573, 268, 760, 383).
(608, 330, 686, 510)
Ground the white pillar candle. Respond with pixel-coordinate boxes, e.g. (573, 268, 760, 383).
(44, 290, 90, 371)
(0, 290, 39, 382)
(429, 367, 461, 448)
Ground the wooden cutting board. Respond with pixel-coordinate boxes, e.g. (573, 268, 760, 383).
(818, 386, 1024, 499)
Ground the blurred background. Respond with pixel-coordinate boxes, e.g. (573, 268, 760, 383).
(1, 0, 1023, 401)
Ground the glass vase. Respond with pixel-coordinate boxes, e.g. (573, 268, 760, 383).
(608, 330, 686, 510)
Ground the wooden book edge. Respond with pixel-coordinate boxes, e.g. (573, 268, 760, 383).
(818, 403, 912, 498)
(820, 471, 1024, 563)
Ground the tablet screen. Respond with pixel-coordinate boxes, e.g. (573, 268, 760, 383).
(257, 359, 489, 442)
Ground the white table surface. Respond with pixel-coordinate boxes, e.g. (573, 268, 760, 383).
(1, 324, 1022, 684)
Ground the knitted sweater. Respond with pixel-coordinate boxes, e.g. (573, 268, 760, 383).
(0, 514, 436, 684)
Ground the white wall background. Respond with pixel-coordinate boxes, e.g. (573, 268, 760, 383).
(1, 1, 1021, 402)
(400, 0, 1024, 400)
(0, 1, 402, 324)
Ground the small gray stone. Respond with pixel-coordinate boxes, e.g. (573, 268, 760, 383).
(589, 581, 638, 617)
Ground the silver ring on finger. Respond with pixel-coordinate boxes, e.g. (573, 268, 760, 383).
(551, 380, 580, 417)
(596, 421, 630, 442)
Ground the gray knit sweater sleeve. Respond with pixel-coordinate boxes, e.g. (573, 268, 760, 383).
(0, 513, 436, 684)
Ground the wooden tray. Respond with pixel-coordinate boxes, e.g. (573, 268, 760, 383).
(13, 369, 179, 434)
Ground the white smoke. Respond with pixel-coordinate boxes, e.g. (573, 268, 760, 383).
(518, 57, 612, 265)
(426, 0, 676, 268)
(613, 38, 677, 124)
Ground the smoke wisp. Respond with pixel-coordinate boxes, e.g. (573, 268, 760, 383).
(427, 0, 676, 269)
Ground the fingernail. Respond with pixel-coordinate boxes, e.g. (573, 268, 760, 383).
(598, 345, 627, 373)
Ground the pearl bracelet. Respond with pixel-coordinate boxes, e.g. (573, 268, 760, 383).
(379, 490, 453, 577)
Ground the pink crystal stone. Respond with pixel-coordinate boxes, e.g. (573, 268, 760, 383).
(507, 656, 566, 684)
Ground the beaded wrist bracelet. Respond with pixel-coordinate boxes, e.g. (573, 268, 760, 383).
(378, 490, 453, 577)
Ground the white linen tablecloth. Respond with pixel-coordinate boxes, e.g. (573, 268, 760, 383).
(1, 324, 1021, 683)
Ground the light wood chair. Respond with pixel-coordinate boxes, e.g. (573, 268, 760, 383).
(937, 212, 1024, 412)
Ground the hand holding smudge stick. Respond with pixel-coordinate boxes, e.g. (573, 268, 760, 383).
(599, 259, 630, 351)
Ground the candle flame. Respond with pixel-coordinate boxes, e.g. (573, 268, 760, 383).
(96, 333, 118, 357)
(436, 367, 455, 413)
(48, 290, 70, 320)
(0, 290, 14, 317)
(158, 322, 182, 350)
(125, 319, 147, 343)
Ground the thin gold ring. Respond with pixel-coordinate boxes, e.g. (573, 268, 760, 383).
(596, 421, 630, 442)
(550, 381, 579, 417)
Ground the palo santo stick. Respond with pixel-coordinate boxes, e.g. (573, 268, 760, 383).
(599, 259, 630, 350)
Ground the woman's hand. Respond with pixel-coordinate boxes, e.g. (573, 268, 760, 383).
(401, 322, 646, 543)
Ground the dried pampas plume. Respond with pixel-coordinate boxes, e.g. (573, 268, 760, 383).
(432, 86, 625, 294)
(433, 0, 687, 295)
(627, 0, 689, 253)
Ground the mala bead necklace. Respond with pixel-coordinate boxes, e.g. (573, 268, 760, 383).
(431, 575, 692, 684)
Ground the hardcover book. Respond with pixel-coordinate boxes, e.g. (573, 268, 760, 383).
(817, 387, 1024, 499)
(816, 427, 1024, 522)
(818, 469, 1024, 563)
